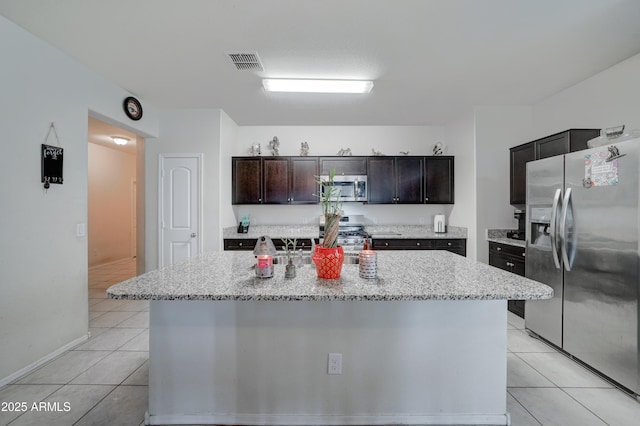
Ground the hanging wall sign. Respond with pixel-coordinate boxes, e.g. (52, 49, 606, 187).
(41, 144, 64, 187)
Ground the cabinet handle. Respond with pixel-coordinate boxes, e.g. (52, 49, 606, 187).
(497, 247, 502, 251)
(425, 197, 429, 201)
(385, 242, 389, 246)
(447, 242, 452, 246)
(506, 262, 514, 267)
(239, 242, 243, 247)
(522, 252, 526, 257)
(416, 242, 421, 246)
(258, 198, 262, 202)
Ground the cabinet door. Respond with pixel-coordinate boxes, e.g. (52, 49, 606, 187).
(510, 143, 535, 206)
(396, 157, 423, 204)
(489, 251, 525, 276)
(434, 239, 466, 257)
(289, 157, 318, 204)
(373, 239, 433, 250)
(536, 133, 569, 160)
(232, 158, 262, 204)
(367, 157, 396, 203)
(263, 158, 290, 204)
(424, 157, 454, 204)
(320, 157, 367, 175)
(223, 239, 257, 250)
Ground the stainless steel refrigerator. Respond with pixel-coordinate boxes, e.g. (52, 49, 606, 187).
(525, 138, 639, 395)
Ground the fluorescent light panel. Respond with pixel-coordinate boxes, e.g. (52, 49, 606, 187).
(263, 79, 374, 94)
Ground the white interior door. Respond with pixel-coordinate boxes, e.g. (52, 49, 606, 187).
(159, 154, 202, 267)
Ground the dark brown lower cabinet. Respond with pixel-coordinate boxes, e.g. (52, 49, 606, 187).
(224, 238, 316, 251)
(372, 238, 466, 257)
(488, 241, 526, 318)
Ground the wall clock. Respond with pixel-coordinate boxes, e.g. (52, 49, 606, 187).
(123, 96, 143, 121)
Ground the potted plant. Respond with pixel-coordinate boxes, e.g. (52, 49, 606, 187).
(281, 238, 298, 278)
(312, 168, 345, 279)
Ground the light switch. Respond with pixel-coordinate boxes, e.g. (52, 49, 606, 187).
(76, 223, 86, 237)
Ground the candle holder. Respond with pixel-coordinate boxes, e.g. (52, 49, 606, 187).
(256, 255, 274, 278)
(358, 250, 377, 279)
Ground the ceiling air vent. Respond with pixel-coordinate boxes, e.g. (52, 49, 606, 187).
(228, 52, 263, 71)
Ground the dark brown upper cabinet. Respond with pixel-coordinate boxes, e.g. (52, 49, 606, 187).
(396, 157, 424, 204)
(232, 157, 262, 204)
(233, 157, 318, 205)
(263, 158, 290, 203)
(535, 129, 600, 159)
(367, 157, 396, 203)
(424, 156, 454, 204)
(233, 155, 454, 205)
(288, 157, 319, 204)
(319, 157, 367, 175)
(509, 143, 535, 207)
(367, 156, 455, 205)
(510, 129, 599, 206)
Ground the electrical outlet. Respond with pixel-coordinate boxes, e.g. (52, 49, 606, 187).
(328, 352, 342, 375)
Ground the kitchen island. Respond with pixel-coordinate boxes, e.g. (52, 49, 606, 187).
(108, 250, 551, 426)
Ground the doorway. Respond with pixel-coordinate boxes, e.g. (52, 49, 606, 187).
(87, 116, 144, 285)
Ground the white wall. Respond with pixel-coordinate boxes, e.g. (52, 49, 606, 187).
(219, 110, 240, 230)
(145, 110, 222, 271)
(532, 53, 640, 138)
(474, 106, 532, 263)
(88, 143, 136, 267)
(0, 16, 158, 384)
(231, 126, 464, 227)
(445, 112, 477, 260)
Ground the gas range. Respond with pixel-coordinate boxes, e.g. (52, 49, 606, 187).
(319, 215, 368, 250)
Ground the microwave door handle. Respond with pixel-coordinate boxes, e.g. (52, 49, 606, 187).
(549, 188, 562, 269)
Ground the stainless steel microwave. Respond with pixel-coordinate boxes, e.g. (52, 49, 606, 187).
(320, 175, 367, 202)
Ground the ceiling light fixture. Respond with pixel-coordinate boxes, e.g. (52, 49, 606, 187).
(262, 79, 374, 94)
(112, 136, 129, 146)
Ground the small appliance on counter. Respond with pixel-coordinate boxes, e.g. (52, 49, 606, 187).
(506, 209, 526, 240)
(434, 214, 446, 233)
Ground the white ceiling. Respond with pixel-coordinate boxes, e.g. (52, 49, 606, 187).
(3, 0, 640, 126)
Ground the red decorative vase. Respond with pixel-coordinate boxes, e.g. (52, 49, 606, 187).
(312, 245, 344, 279)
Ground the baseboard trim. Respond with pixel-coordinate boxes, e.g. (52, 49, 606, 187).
(0, 333, 89, 388)
(146, 413, 510, 425)
(89, 257, 135, 271)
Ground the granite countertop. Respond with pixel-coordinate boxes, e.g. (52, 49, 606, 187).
(223, 225, 467, 240)
(223, 225, 319, 240)
(487, 229, 526, 248)
(365, 225, 467, 239)
(107, 251, 551, 302)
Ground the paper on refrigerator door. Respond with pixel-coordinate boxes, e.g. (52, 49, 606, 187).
(584, 150, 619, 187)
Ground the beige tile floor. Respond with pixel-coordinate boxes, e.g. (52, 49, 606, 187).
(1, 258, 639, 425)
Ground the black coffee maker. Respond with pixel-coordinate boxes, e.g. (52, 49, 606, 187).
(507, 209, 526, 240)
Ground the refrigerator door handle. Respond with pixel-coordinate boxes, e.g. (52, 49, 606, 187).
(560, 187, 576, 271)
(550, 188, 562, 269)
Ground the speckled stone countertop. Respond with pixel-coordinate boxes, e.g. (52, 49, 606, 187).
(365, 225, 467, 239)
(487, 229, 526, 248)
(107, 250, 550, 301)
(223, 225, 319, 240)
(223, 225, 467, 240)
